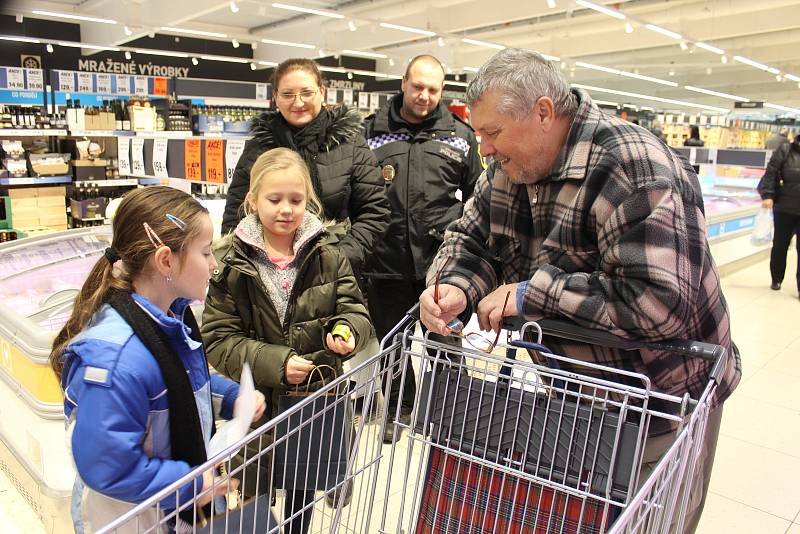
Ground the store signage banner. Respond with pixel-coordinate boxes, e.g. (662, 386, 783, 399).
(58, 71, 75, 92)
(25, 69, 44, 91)
(256, 83, 268, 101)
(131, 138, 146, 175)
(117, 137, 131, 175)
(78, 72, 93, 93)
(134, 76, 148, 95)
(6, 68, 24, 90)
(153, 138, 169, 178)
(78, 58, 190, 79)
(225, 139, 246, 183)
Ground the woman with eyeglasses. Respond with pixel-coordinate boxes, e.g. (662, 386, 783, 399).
(222, 58, 390, 278)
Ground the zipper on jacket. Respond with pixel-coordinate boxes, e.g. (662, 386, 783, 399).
(531, 184, 539, 205)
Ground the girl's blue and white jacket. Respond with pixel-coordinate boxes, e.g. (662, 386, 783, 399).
(61, 293, 239, 524)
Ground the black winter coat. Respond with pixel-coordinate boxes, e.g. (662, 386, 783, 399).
(363, 95, 482, 280)
(222, 106, 390, 274)
(759, 140, 800, 216)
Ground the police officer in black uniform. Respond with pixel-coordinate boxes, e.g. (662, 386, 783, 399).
(364, 55, 482, 442)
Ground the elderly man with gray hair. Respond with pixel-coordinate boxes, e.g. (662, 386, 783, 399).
(418, 48, 741, 533)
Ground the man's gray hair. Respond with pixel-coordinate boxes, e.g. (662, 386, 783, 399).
(466, 48, 578, 120)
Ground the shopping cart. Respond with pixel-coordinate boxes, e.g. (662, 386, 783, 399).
(96, 305, 726, 534)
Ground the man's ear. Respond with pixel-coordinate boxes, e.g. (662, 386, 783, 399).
(536, 96, 557, 132)
(151, 246, 175, 278)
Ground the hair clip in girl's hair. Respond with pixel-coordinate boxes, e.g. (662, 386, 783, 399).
(143, 222, 165, 249)
(166, 213, 187, 231)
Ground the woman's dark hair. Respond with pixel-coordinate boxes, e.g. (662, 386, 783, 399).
(689, 126, 701, 140)
(49, 186, 209, 378)
(271, 59, 324, 91)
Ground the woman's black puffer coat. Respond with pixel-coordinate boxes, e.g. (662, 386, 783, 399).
(222, 106, 390, 274)
(760, 138, 800, 216)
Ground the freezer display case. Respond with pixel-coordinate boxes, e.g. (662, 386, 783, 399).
(0, 226, 111, 533)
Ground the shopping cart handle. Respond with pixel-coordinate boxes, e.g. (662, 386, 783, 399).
(520, 317, 724, 361)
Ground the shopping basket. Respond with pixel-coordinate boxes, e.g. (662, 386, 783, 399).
(95, 304, 725, 534)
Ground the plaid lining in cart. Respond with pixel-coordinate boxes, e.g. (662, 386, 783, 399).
(416, 448, 619, 534)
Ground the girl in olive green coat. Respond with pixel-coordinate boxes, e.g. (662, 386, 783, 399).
(202, 148, 371, 534)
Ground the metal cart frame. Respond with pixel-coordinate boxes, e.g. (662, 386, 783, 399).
(96, 306, 725, 534)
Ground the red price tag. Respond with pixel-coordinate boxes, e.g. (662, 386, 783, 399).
(185, 139, 202, 181)
(205, 139, 225, 183)
(153, 77, 167, 96)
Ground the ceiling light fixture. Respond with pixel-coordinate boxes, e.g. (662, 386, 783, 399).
(379, 22, 436, 36)
(625, 22, 633, 33)
(388, 58, 395, 66)
(575, 61, 677, 87)
(445, 80, 469, 87)
(348, 20, 357, 32)
(58, 42, 120, 51)
(540, 53, 560, 61)
(271, 3, 344, 19)
(135, 48, 190, 58)
(644, 23, 682, 40)
(230, 1, 239, 13)
(46, 43, 54, 53)
(721, 55, 728, 64)
(547, 0, 557, 7)
(31, 10, 117, 24)
(765, 103, 800, 114)
(572, 83, 729, 113)
(594, 99, 620, 107)
(162, 27, 228, 38)
(733, 55, 779, 74)
(191, 57, 198, 65)
(342, 49, 387, 59)
(261, 38, 315, 49)
(463, 66, 480, 72)
(232, 39, 240, 48)
(461, 38, 505, 50)
(684, 85, 749, 102)
(0, 35, 41, 44)
(679, 41, 688, 51)
(318, 66, 347, 73)
(258, 60, 278, 66)
(695, 42, 724, 55)
(668, 68, 675, 76)
(250, 63, 257, 70)
(347, 72, 353, 80)
(438, 37, 446, 47)
(124, 25, 133, 36)
(575, 0, 626, 20)
(784, 74, 800, 82)
(125, 51, 132, 60)
(200, 54, 250, 63)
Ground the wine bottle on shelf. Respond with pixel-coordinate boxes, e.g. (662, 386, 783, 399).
(122, 103, 131, 131)
(114, 101, 123, 130)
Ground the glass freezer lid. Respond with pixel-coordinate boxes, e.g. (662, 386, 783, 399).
(0, 230, 111, 331)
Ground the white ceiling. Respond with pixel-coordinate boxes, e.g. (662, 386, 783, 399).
(5, 0, 800, 116)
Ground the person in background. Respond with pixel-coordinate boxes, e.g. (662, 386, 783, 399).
(650, 119, 664, 141)
(758, 134, 800, 295)
(362, 55, 482, 443)
(684, 125, 704, 147)
(765, 128, 790, 151)
(222, 59, 389, 279)
(50, 186, 265, 533)
(203, 148, 372, 533)
(419, 48, 741, 534)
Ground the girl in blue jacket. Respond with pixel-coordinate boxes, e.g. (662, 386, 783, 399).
(49, 186, 265, 532)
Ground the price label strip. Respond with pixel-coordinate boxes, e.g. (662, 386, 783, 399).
(117, 137, 131, 175)
(225, 139, 246, 183)
(131, 138, 146, 175)
(153, 138, 169, 178)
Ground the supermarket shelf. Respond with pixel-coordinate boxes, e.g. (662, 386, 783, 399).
(68, 130, 135, 137)
(132, 176, 226, 186)
(0, 129, 69, 137)
(0, 175, 72, 185)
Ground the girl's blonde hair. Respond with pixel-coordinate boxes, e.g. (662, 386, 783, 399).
(245, 148, 325, 219)
(49, 186, 209, 378)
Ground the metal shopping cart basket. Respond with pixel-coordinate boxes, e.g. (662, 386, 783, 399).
(96, 305, 726, 534)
